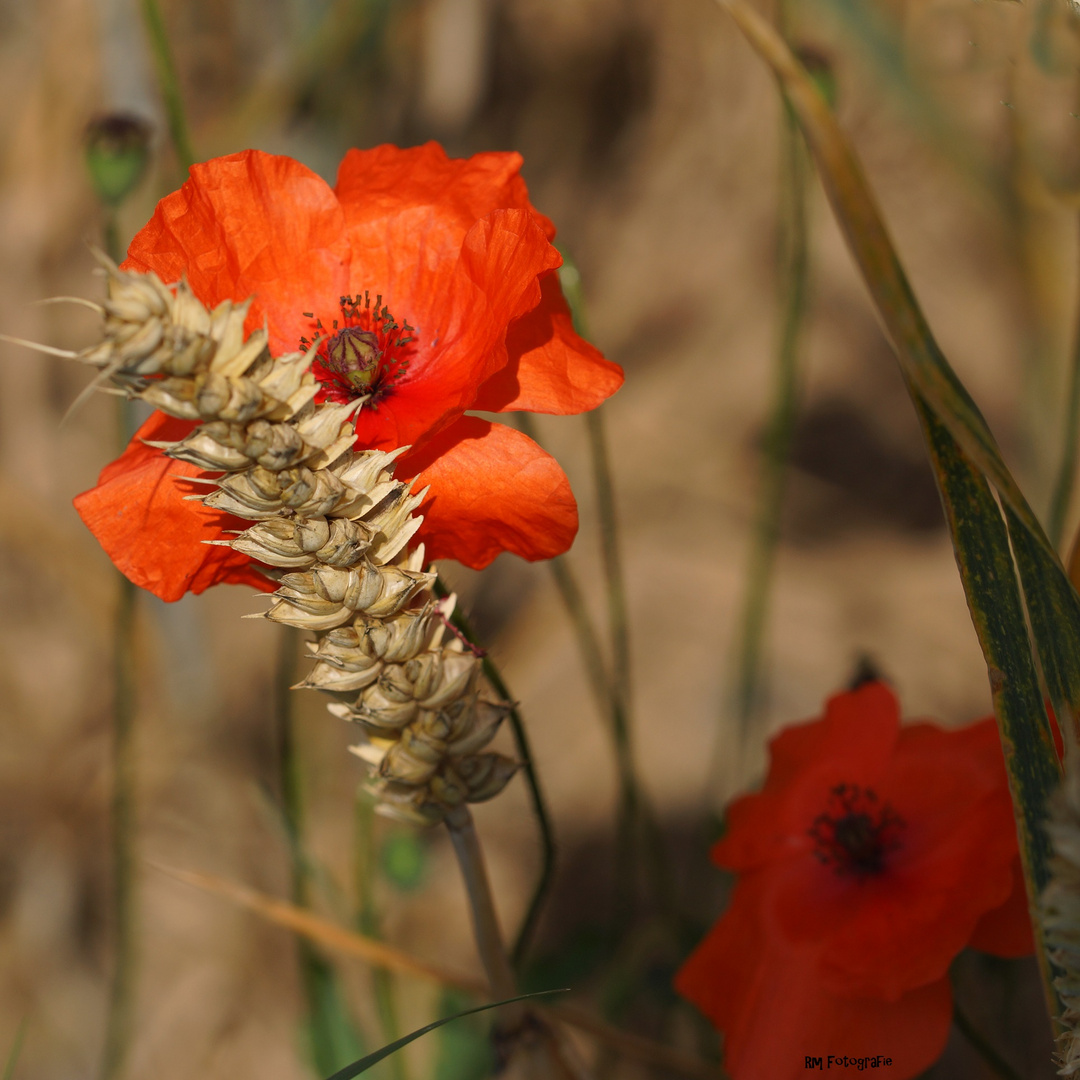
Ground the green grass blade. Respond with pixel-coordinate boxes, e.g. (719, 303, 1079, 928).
(323, 992, 564, 1080)
(1005, 508, 1080, 738)
(304, 957, 367, 1076)
(3, 1019, 27, 1080)
(915, 399, 1062, 1016)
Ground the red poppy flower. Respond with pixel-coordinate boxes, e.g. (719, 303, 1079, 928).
(675, 681, 1033, 1080)
(73, 145, 623, 601)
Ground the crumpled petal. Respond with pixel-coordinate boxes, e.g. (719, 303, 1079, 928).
(335, 142, 555, 247)
(124, 150, 350, 358)
(398, 415, 577, 568)
(473, 271, 624, 414)
(73, 412, 275, 601)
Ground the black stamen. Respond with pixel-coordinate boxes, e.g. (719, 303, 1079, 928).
(809, 784, 904, 878)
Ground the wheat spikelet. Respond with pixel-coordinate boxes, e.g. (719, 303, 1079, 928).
(70, 258, 520, 825)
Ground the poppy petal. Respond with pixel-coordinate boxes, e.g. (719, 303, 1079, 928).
(73, 412, 275, 602)
(676, 876, 952, 1080)
(472, 271, 625, 414)
(124, 149, 350, 358)
(335, 142, 555, 245)
(348, 209, 562, 449)
(397, 416, 577, 569)
(968, 856, 1035, 958)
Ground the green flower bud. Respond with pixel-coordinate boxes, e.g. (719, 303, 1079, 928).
(84, 113, 152, 207)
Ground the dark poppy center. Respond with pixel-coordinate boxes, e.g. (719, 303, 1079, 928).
(808, 783, 904, 878)
(300, 293, 416, 407)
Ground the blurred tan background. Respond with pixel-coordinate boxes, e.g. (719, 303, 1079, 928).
(1, 0, 1076, 1076)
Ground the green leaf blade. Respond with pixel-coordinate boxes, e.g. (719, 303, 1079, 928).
(324, 991, 564, 1080)
(916, 398, 1062, 1013)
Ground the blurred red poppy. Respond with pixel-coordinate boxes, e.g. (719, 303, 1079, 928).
(74, 145, 623, 600)
(675, 681, 1033, 1080)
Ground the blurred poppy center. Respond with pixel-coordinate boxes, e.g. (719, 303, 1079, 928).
(808, 783, 904, 877)
(301, 293, 416, 407)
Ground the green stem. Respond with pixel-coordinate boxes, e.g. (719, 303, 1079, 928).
(104, 211, 122, 277)
(98, 213, 139, 1080)
(952, 1002, 1024, 1080)
(139, 0, 196, 173)
(1048, 212, 1080, 549)
(585, 406, 644, 928)
(516, 412, 659, 929)
(553, 261, 653, 925)
(99, 574, 137, 1080)
(729, 70, 810, 733)
(276, 625, 356, 1074)
(354, 794, 407, 1080)
(3, 1018, 27, 1080)
(513, 413, 640, 925)
(546, 552, 611, 719)
(444, 807, 519, 1007)
(589, 414, 630, 708)
(275, 625, 303, 878)
(431, 578, 555, 970)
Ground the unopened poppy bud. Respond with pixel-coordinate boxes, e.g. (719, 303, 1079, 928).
(84, 113, 152, 207)
(326, 327, 381, 390)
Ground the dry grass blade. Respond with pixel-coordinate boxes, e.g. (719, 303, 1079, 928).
(152, 863, 719, 1080)
(151, 862, 485, 992)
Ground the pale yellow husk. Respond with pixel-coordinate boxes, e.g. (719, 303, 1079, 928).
(77, 256, 519, 825)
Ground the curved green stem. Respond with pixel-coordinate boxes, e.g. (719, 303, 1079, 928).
(433, 578, 556, 970)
